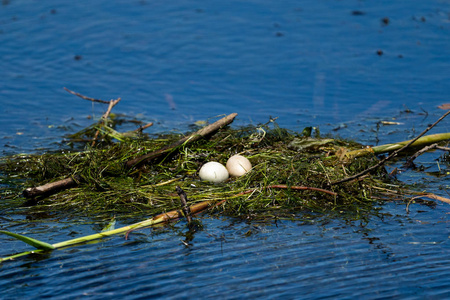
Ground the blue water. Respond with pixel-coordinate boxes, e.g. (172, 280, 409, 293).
(1, 0, 450, 299)
(2, 0, 449, 152)
(1, 206, 449, 299)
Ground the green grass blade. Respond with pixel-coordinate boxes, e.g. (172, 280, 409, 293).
(51, 202, 215, 249)
(0, 230, 55, 250)
(101, 217, 116, 232)
(0, 249, 45, 262)
(1, 201, 210, 262)
(51, 214, 172, 249)
(0, 216, 169, 262)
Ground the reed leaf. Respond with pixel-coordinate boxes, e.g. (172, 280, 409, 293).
(0, 200, 214, 262)
(0, 230, 55, 250)
(0, 250, 45, 262)
(345, 132, 450, 158)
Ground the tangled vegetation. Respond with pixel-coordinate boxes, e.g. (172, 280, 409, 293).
(0, 113, 406, 223)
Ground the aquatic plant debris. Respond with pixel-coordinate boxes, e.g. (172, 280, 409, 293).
(2, 111, 450, 220)
(2, 112, 393, 221)
(1, 102, 450, 262)
(0, 199, 216, 262)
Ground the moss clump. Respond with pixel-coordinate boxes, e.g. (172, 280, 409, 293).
(0, 120, 399, 221)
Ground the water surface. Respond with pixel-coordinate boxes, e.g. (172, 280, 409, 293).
(1, 0, 450, 299)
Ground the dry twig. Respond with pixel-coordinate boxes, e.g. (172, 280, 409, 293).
(125, 113, 238, 169)
(23, 175, 81, 199)
(91, 97, 121, 146)
(403, 143, 438, 169)
(64, 87, 111, 104)
(133, 122, 154, 133)
(176, 186, 193, 225)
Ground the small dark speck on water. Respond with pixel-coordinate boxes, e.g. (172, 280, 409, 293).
(381, 17, 390, 25)
(376, 49, 384, 56)
(74, 55, 83, 61)
(412, 16, 427, 23)
(351, 10, 365, 16)
(276, 32, 284, 37)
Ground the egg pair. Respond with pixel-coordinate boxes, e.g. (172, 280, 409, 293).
(199, 155, 252, 183)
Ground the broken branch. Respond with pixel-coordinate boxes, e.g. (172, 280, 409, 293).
(23, 175, 81, 199)
(92, 97, 121, 146)
(176, 186, 193, 225)
(64, 87, 111, 104)
(125, 113, 238, 169)
(403, 143, 439, 169)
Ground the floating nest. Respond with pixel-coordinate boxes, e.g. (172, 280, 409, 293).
(0, 114, 406, 222)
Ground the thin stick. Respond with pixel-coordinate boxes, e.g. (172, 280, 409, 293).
(133, 122, 154, 133)
(414, 192, 450, 204)
(331, 110, 450, 185)
(64, 87, 111, 104)
(436, 146, 450, 151)
(92, 98, 121, 146)
(403, 143, 438, 168)
(176, 186, 193, 225)
(125, 113, 238, 169)
(64, 87, 122, 145)
(23, 175, 81, 199)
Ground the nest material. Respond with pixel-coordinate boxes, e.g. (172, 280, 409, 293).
(0, 121, 396, 221)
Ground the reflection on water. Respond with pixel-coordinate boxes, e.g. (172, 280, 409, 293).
(1, 0, 450, 298)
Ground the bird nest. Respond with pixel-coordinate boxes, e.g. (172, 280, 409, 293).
(0, 114, 409, 223)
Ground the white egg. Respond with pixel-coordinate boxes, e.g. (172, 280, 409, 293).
(226, 155, 252, 177)
(199, 162, 229, 183)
